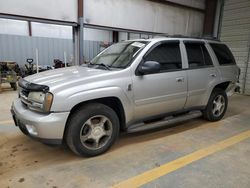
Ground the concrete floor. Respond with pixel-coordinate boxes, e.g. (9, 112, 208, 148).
(0, 84, 250, 188)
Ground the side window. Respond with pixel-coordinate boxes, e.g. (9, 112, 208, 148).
(201, 45, 213, 66)
(210, 43, 236, 65)
(144, 42, 182, 71)
(185, 42, 213, 68)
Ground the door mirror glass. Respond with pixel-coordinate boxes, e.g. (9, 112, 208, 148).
(138, 61, 161, 75)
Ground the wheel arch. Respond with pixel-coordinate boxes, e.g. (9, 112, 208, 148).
(213, 81, 231, 91)
(63, 96, 126, 141)
(203, 81, 231, 106)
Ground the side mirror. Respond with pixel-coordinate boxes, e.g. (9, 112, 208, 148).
(138, 61, 161, 75)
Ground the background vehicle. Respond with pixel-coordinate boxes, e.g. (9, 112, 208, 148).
(0, 61, 18, 91)
(11, 37, 240, 157)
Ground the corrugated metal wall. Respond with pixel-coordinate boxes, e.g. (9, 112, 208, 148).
(220, 0, 250, 95)
(0, 34, 101, 67)
(0, 34, 73, 66)
(83, 40, 102, 62)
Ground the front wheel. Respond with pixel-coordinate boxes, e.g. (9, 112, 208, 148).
(65, 103, 120, 157)
(203, 88, 228, 122)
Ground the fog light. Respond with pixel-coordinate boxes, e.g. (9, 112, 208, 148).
(26, 124, 38, 136)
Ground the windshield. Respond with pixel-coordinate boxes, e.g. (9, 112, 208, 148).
(89, 41, 148, 69)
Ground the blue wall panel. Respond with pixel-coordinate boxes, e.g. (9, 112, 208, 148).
(0, 34, 101, 67)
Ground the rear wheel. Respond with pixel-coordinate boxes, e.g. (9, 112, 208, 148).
(66, 103, 120, 157)
(203, 88, 228, 121)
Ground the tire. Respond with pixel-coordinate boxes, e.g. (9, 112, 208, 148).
(10, 83, 17, 90)
(203, 88, 228, 122)
(65, 103, 120, 157)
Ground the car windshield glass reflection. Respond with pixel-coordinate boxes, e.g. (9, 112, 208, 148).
(88, 41, 148, 69)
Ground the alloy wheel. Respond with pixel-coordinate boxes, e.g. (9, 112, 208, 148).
(80, 115, 113, 150)
(212, 95, 225, 117)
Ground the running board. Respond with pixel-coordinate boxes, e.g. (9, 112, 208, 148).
(126, 111, 202, 133)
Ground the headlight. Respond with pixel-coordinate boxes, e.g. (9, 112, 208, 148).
(27, 92, 53, 113)
(28, 92, 45, 103)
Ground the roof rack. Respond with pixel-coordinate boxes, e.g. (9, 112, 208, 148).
(160, 34, 220, 41)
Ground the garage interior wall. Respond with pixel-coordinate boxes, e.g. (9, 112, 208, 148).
(0, 0, 78, 23)
(0, 19, 105, 65)
(84, 0, 205, 36)
(0, 0, 208, 66)
(0, 34, 74, 66)
(0, 33, 104, 65)
(219, 0, 250, 95)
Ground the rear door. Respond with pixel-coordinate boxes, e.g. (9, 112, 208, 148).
(184, 41, 219, 108)
(132, 40, 188, 120)
(209, 43, 239, 84)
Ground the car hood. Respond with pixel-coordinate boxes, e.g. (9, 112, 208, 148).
(24, 66, 113, 92)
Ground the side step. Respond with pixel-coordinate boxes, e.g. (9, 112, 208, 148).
(126, 111, 202, 133)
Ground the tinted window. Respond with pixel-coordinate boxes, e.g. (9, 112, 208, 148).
(210, 43, 236, 65)
(201, 45, 213, 66)
(144, 42, 182, 71)
(185, 42, 213, 68)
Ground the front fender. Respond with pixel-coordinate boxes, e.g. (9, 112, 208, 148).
(51, 86, 134, 124)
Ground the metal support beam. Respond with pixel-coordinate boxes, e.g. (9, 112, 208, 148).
(72, 0, 83, 66)
(79, 17, 84, 64)
(113, 31, 119, 43)
(203, 0, 218, 37)
(78, 0, 84, 65)
(73, 27, 80, 66)
(214, 0, 224, 39)
(28, 21, 32, 36)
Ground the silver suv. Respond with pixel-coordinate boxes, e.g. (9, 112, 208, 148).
(11, 37, 240, 156)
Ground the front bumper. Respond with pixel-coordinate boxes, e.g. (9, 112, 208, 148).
(11, 99, 70, 145)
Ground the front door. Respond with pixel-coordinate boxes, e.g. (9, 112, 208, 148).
(132, 41, 188, 120)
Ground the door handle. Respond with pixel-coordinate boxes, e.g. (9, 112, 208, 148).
(176, 77, 184, 82)
(210, 74, 217, 77)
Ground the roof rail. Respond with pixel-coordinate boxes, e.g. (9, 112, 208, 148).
(160, 34, 220, 41)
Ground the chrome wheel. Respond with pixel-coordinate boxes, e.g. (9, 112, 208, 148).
(80, 115, 113, 150)
(212, 95, 225, 117)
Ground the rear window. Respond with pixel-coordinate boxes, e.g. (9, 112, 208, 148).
(210, 43, 236, 65)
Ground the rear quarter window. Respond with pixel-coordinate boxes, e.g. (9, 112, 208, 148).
(210, 43, 236, 65)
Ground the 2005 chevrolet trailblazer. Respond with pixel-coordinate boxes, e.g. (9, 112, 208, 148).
(11, 37, 240, 156)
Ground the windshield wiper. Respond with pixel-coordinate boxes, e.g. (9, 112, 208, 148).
(89, 63, 111, 70)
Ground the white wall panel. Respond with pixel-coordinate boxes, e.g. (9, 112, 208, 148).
(119, 32, 128, 41)
(84, 0, 204, 36)
(220, 0, 250, 95)
(0, 18, 28, 36)
(0, 0, 78, 23)
(84, 28, 112, 42)
(32, 23, 73, 39)
(129, 33, 141, 40)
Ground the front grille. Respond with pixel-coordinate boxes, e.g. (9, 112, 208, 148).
(20, 89, 31, 107)
(21, 89, 30, 97)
